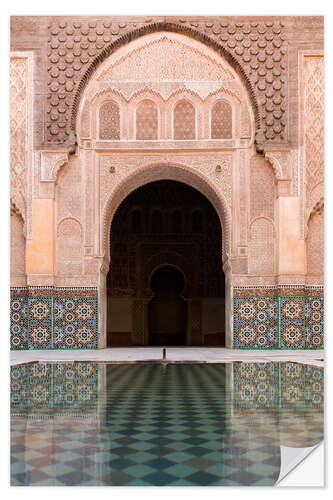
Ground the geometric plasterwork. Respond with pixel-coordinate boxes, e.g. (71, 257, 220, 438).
(264, 150, 293, 196)
(298, 51, 324, 239)
(81, 32, 241, 107)
(39, 151, 69, 198)
(303, 55, 324, 209)
(79, 32, 254, 146)
(10, 52, 34, 236)
(97, 34, 236, 82)
(306, 202, 324, 277)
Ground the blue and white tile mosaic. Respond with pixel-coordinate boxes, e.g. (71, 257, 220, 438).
(54, 297, 98, 349)
(234, 362, 324, 409)
(233, 297, 278, 349)
(233, 362, 279, 408)
(10, 289, 98, 350)
(305, 297, 324, 349)
(10, 297, 28, 349)
(28, 297, 53, 349)
(280, 297, 305, 349)
(233, 293, 324, 349)
(10, 362, 98, 410)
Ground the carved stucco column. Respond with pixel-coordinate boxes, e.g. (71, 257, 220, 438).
(265, 150, 305, 276)
(223, 257, 233, 348)
(26, 151, 69, 285)
(98, 259, 108, 348)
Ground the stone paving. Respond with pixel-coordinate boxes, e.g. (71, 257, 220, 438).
(10, 347, 324, 367)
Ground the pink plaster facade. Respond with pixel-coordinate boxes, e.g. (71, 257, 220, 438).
(10, 17, 324, 350)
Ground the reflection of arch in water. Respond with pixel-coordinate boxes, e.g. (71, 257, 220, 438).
(148, 265, 187, 346)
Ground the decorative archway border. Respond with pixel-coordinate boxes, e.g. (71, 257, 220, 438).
(71, 22, 260, 140)
(101, 162, 231, 266)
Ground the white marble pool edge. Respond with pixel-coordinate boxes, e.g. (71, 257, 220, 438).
(10, 347, 324, 368)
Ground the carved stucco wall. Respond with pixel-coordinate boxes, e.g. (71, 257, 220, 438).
(10, 52, 34, 241)
(10, 18, 324, 350)
(10, 24, 324, 287)
(11, 16, 306, 151)
(79, 32, 250, 145)
(57, 218, 82, 276)
(299, 52, 324, 273)
(249, 155, 276, 275)
(55, 155, 84, 279)
(99, 101, 120, 140)
(302, 54, 324, 216)
(136, 100, 158, 140)
(10, 211, 26, 286)
(306, 204, 324, 276)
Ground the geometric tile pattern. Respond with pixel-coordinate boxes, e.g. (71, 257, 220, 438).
(280, 362, 324, 409)
(10, 362, 324, 486)
(10, 294, 98, 350)
(305, 297, 324, 349)
(53, 362, 98, 407)
(10, 362, 98, 412)
(233, 295, 324, 349)
(53, 297, 98, 349)
(233, 297, 279, 349)
(234, 362, 324, 410)
(280, 297, 305, 349)
(11, 363, 52, 409)
(10, 297, 28, 349)
(233, 362, 279, 408)
(28, 297, 53, 349)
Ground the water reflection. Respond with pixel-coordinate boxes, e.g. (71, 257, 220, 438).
(10, 362, 323, 486)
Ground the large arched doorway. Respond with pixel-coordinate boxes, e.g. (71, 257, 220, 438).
(149, 266, 187, 345)
(106, 180, 225, 347)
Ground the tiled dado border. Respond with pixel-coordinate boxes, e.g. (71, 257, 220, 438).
(233, 286, 324, 349)
(10, 287, 98, 350)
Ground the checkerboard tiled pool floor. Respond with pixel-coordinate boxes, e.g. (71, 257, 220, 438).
(11, 362, 323, 486)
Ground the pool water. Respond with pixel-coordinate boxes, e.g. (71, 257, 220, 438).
(10, 362, 323, 486)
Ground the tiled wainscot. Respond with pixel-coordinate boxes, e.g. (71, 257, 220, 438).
(10, 288, 98, 350)
(233, 288, 324, 349)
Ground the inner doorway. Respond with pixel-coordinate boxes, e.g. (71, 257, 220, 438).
(148, 266, 187, 345)
(106, 179, 225, 347)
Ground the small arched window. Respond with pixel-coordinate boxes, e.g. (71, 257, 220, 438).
(171, 210, 183, 233)
(151, 210, 163, 233)
(131, 210, 142, 234)
(192, 210, 203, 232)
(136, 100, 158, 140)
(211, 101, 232, 139)
(174, 100, 195, 140)
(99, 101, 120, 140)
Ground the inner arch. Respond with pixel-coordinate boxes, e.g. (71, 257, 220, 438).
(106, 180, 226, 347)
(103, 163, 231, 265)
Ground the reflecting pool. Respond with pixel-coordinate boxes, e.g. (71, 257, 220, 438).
(10, 362, 323, 486)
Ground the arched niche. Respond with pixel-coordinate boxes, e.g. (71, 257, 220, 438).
(77, 31, 255, 145)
